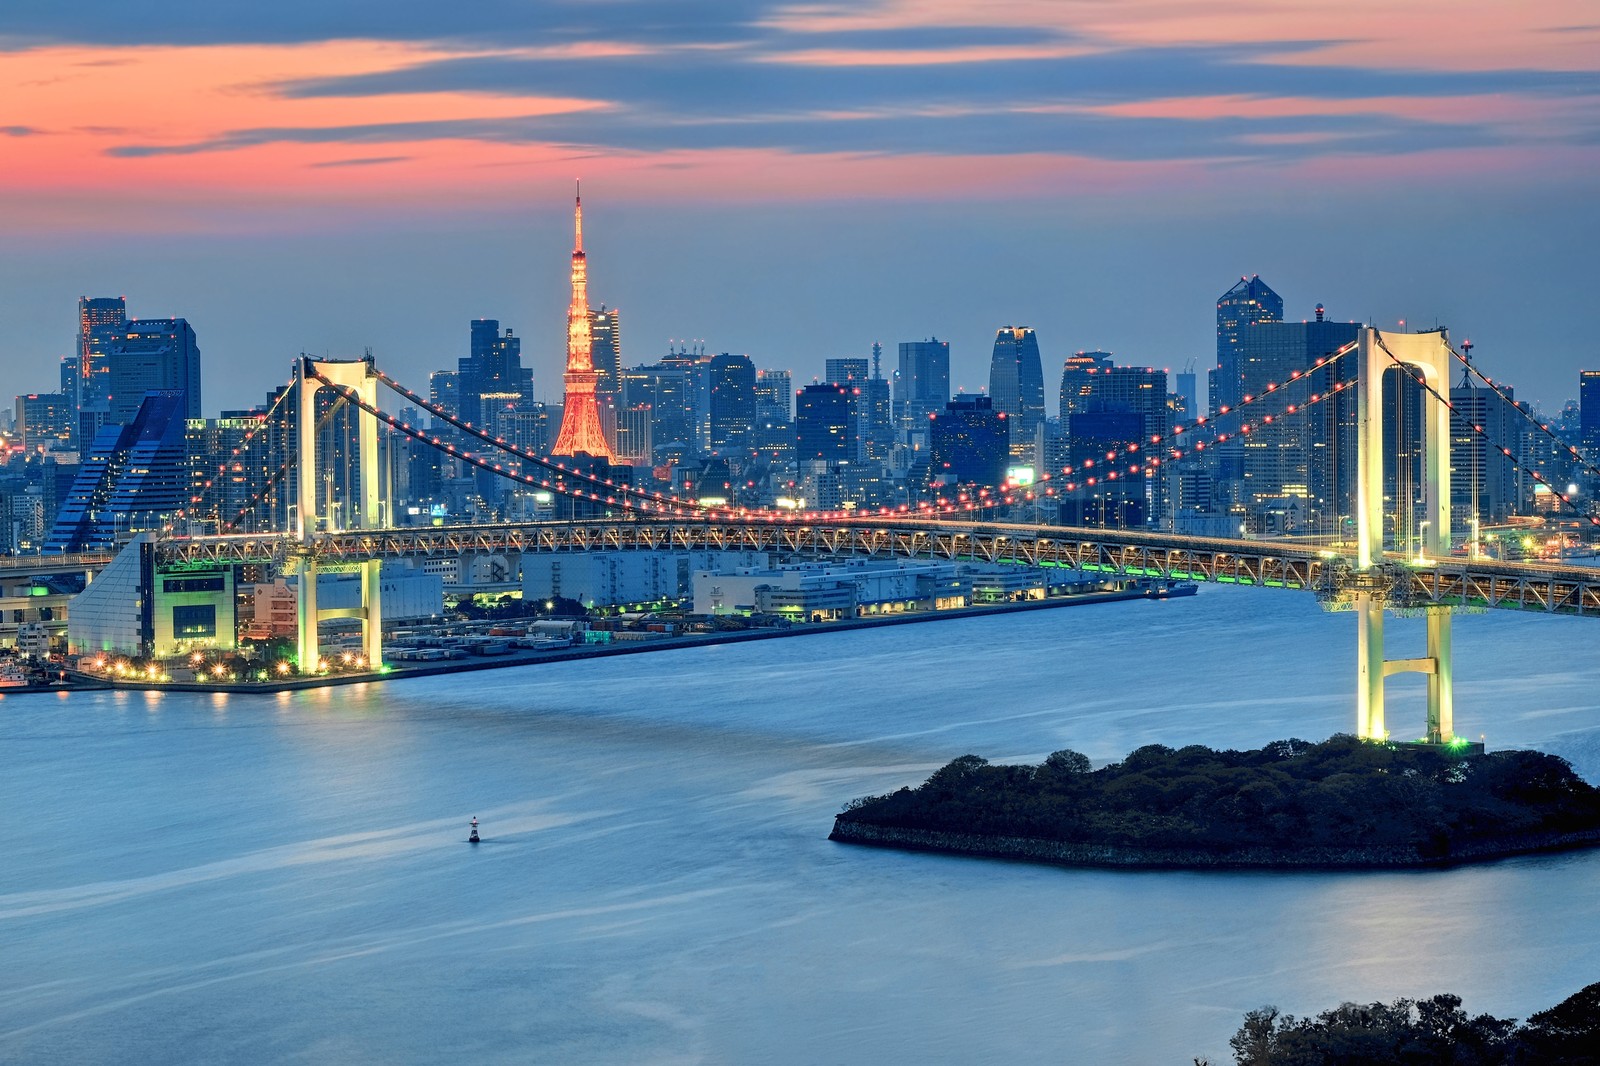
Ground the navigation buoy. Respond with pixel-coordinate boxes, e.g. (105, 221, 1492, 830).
(469, 816, 480, 844)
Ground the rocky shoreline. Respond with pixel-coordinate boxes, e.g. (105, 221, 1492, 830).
(829, 817, 1600, 870)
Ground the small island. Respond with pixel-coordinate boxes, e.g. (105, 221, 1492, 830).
(830, 736, 1600, 869)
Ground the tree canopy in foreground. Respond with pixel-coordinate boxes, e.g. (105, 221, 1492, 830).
(1202, 981, 1600, 1064)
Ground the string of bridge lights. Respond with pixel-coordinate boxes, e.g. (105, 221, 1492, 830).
(212, 330, 1597, 538)
(956, 340, 1361, 506)
(1374, 335, 1600, 530)
(1446, 343, 1600, 506)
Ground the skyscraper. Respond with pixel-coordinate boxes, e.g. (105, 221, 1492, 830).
(896, 339, 950, 427)
(795, 383, 852, 463)
(707, 353, 757, 453)
(930, 396, 1008, 488)
(106, 318, 201, 423)
(988, 327, 1046, 461)
(589, 306, 621, 396)
(551, 187, 614, 459)
(754, 369, 792, 420)
(428, 370, 460, 419)
(1580, 370, 1600, 460)
(46, 391, 190, 551)
(825, 358, 871, 462)
(77, 296, 126, 409)
(458, 319, 528, 434)
(1061, 361, 1172, 524)
(1214, 276, 1283, 414)
(1059, 350, 1114, 422)
(590, 305, 622, 451)
(824, 358, 868, 385)
(1224, 310, 1360, 527)
(14, 394, 74, 451)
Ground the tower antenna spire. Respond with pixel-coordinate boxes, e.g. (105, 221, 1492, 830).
(574, 180, 583, 253)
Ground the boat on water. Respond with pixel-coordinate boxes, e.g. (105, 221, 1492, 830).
(1142, 580, 1199, 599)
(0, 663, 31, 689)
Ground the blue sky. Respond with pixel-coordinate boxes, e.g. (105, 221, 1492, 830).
(2, 0, 1597, 412)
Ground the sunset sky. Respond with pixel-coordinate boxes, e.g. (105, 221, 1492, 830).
(3, 1, 1598, 411)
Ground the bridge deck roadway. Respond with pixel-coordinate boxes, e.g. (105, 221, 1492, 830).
(150, 519, 1600, 617)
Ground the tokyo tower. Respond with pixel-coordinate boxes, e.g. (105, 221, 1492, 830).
(550, 184, 614, 459)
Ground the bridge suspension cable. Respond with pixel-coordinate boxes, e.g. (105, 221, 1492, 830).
(361, 368, 738, 516)
(973, 340, 1361, 509)
(1446, 344, 1600, 497)
(1374, 333, 1600, 532)
(309, 371, 718, 518)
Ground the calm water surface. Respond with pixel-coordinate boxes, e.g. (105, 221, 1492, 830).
(3, 586, 1599, 1064)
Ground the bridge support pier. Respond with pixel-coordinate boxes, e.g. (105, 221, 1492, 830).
(1426, 606, 1453, 744)
(1353, 327, 1456, 743)
(1356, 593, 1385, 740)
(360, 557, 382, 668)
(298, 556, 319, 673)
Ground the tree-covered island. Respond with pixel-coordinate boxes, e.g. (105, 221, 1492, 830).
(831, 736, 1600, 868)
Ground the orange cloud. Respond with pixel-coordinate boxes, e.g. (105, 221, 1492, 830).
(0, 41, 601, 191)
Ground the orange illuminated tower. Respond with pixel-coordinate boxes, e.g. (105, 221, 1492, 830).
(551, 184, 614, 459)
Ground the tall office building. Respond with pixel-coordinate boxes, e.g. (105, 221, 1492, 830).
(1213, 276, 1283, 415)
(824, 358, 871, 461)
(753, 369, 794, 467)
(1175, 367, 1198, 421)
(77, 296, 126, 409)
(824, 358, 868, 385)
(1059, 350, 1114, 421)
(1062, 361, 1173, 524)
(988, 327, 1046, 461)
(46, 391, 190, 551)
(1062, 405, 1147, 527)
(613, 403, 654, 465)
(1450, 378, 1521, 529)
(930, 396, 1008, 488)
(707, 353, 757, 453)
(622, 362, 696, 453)
(895, 338, 950, 427)
(428, 370, 460, 419)
(795, 383, 852, 463)
(589, 305, 622, 450)
(754, 369, 792, 420)
(185, 410, 278, 535)
(14, 394, 75, 451)
(1580, 370, 1600, 460)
(1224, 309, 1361, 529)
(458, 319, 529, 435)
(106, 318, 201, 423)
(589, 306, 621, 397)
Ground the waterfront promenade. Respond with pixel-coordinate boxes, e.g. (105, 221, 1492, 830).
(22, 582, 1171, 697)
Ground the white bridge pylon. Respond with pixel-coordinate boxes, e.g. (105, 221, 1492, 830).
(295, 356, 384, 675)
(1354, 327, 1454, 743)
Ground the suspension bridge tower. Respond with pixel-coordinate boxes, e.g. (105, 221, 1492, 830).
(1352, 327, 1455, 743)
(294, 355, 385, 674)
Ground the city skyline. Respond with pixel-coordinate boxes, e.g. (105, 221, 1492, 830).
(2, 2, 1597, 412)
